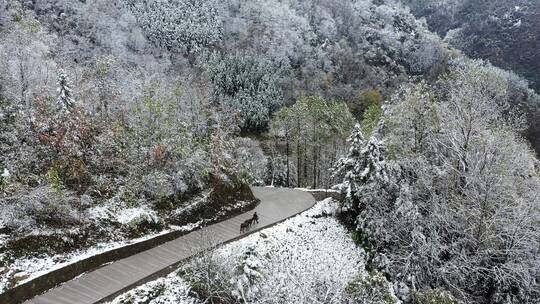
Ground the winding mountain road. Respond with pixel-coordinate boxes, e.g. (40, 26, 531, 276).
(26, 187, 316, 304)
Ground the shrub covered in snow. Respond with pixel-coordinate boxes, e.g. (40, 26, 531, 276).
(230, 138, 267, 186)
(1, 185, 81, 232)
(344, 271, 399, 304)
(141, 171, 176, 202)
(180, 250, 235, 303)
(116, 206, 163, 237)
(0, 167, 9, 183)
(231, 246, 263, 302)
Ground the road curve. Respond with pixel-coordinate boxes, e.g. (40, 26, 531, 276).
(26, 187, 316, 304)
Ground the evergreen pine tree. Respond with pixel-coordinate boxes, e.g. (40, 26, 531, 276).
(0, 164, 9, 188)
(333, 124, 365, 210)
(231, 246, 263, 302)
(57, 70, 75, 111)
(361, 136, 388, 184)
(333, 124, 388, 211)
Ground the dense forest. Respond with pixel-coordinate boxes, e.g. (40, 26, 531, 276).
(0, 0, 538, 303)
(401, 0, 540, 90)
(400, 0, 540, 151)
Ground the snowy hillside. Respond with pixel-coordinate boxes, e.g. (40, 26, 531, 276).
(1, 0, 539, 303)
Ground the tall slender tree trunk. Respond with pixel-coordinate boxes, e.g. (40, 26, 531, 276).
(286, 134, 290, 187)
(330, 139, 337, 188)
(303, 138, 308, 188)
(18, 56, 28, 108)
(312, 127, 316, 188)
(317, 143, 322, 188)
(297, 138, 302, 187)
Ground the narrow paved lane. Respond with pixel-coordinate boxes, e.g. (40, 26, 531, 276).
(26, 187, 316, 304)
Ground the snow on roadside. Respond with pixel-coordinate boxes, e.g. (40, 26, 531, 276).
(87, 201, 159, 225)
(109, 273, 197, 304)
(0, 221, 202, 294)
(107, 198, 369, 304)
(302, 196, 340, 216)
(116, 206, 159, 225)
(1, 191, 254, 294)
(294, 187, 340, 193)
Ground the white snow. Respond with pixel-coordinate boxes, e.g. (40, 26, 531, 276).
(302, 197, 340, 216)
(1, 168, 9, 179)
(169, 220, 204, 232)
(87, 201, 160, 226)
(0, 234, 7, 247)
(109, 273, 196, 304)
(116, 206, 159, 225)
(294, 187, 339, 193)
(87, 204, 114, 220)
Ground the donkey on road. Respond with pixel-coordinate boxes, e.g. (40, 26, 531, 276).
(240, 212, 259, 233)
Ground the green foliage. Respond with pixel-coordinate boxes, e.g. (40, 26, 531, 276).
(45, 166, 63, 191)
(411, 289, 460, 304)
(14, 13, 42, 33)
(359, 90, 383, 135)
(361, 102, 383, 136)
(351, 229, 376, 255)
(349, 90, 382, 119)
(361, 90, 383, 109)
(385, 81, 438, 158)
(46, 158, 92, 194)
(270, 96, 355, 188)
(345, 271, 398, 304)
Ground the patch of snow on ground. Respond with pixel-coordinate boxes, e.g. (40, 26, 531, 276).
(294, 187, 340, 193)
(109, 273, 197, 304)
(116, 206, 159, 225)
(87, 203, 115, 220)
(88, 203, 159, 226)
(169, 220, 204, 232)
(303, 197, 340, 216)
